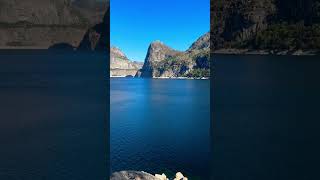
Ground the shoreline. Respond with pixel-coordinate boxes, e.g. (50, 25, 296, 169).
(110, 76, 209, 80)
(110, 171, 189, 180)
(153, 76, 209, 80)
(213, 48, 320, 56)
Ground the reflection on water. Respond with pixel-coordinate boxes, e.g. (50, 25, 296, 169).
(111, 78, 210, 179)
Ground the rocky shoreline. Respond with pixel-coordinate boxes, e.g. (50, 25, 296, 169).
(110, 171, 188, 180)
(110, 76, 209, 80)
(213, 49, 320, 56)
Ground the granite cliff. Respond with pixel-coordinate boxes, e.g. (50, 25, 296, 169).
(137, 33, 210, 78)
(0, 0, 108, 49)
(110, 46, 143, 77)
(211, 0, 320, 54)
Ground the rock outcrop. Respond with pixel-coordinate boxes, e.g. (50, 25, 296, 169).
(139, 41, 183, 77)
(77, 7, 109, 52)
(110, 171, 188, 180)
(187, 32, 210, 52)
(110, 46, 143, 77)
(138, 32, 210, 78)
(0, 0, 108, 48)
(110, 171, 159, 180)
(173, 172, 188, 180)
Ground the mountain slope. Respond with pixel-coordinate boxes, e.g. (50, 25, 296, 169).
(211, 0, 320, 54)
(110, 46, 143, 77)
(138, 32, 210, 78)
(0, 0, 108, 48)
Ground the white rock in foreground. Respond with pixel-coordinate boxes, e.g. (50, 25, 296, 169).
(174, 172, 188, 180)
(155, 173, 168, 180)
(110, 171, 187, 180)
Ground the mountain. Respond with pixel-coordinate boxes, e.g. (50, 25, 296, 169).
(0, 0, 108, 48)
(110, 46, 143, 77)
(71, 0, 108, 25)
(138, 41, 183, 77)
(137, 32, 210, 78)
(211, 0, 320, 54)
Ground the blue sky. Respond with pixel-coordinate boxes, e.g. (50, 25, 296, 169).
(111, 0, 210, 61)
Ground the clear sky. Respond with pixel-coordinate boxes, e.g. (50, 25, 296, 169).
(111, 0, 210, 61)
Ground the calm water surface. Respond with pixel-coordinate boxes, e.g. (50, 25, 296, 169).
(110, 78, 210, 179)
(213, 55, 320, 180)
(0, 51, 108, 180)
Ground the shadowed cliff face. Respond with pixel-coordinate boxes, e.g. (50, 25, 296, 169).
(138, 33, 210, 78)
(211, 0, 276, 49)
(0, 0, 108, 49)
(275, 0, 319, 24)
(0, 0, 107, 25)
(77, 7, 109, 52)
(211, 0, 320, 53)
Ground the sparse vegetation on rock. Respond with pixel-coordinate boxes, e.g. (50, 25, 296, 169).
(211, 0, 320, 54)
(138, 33, 210, 78)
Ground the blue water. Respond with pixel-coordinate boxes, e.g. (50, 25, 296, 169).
(110, 78, 210, 179)
(0, 51, 108, 180)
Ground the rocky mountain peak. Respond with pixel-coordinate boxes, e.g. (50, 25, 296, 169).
(145, 41, 181, 63)
(138, 32, 210, 78)
(188, 32, 210, 52)
(110, 45, 143, 77)
(111, 46, 127, 59)
(150, 40, 164, 45)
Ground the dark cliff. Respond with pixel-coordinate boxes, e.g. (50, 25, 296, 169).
(0, 0, 108, 49)
(211, 0, 320, 54)
(77, 8, 109, 52)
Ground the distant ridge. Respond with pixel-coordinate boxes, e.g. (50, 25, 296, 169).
(110, 46, 143, 77)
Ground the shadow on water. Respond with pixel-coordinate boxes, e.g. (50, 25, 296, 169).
(0, 50, 109, 180)
(212, 55, 320, 180)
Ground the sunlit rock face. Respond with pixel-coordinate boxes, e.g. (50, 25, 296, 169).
(139, 40, 183, 78)
(110, 46, 143, 77)
(138, 32, 210, 78)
